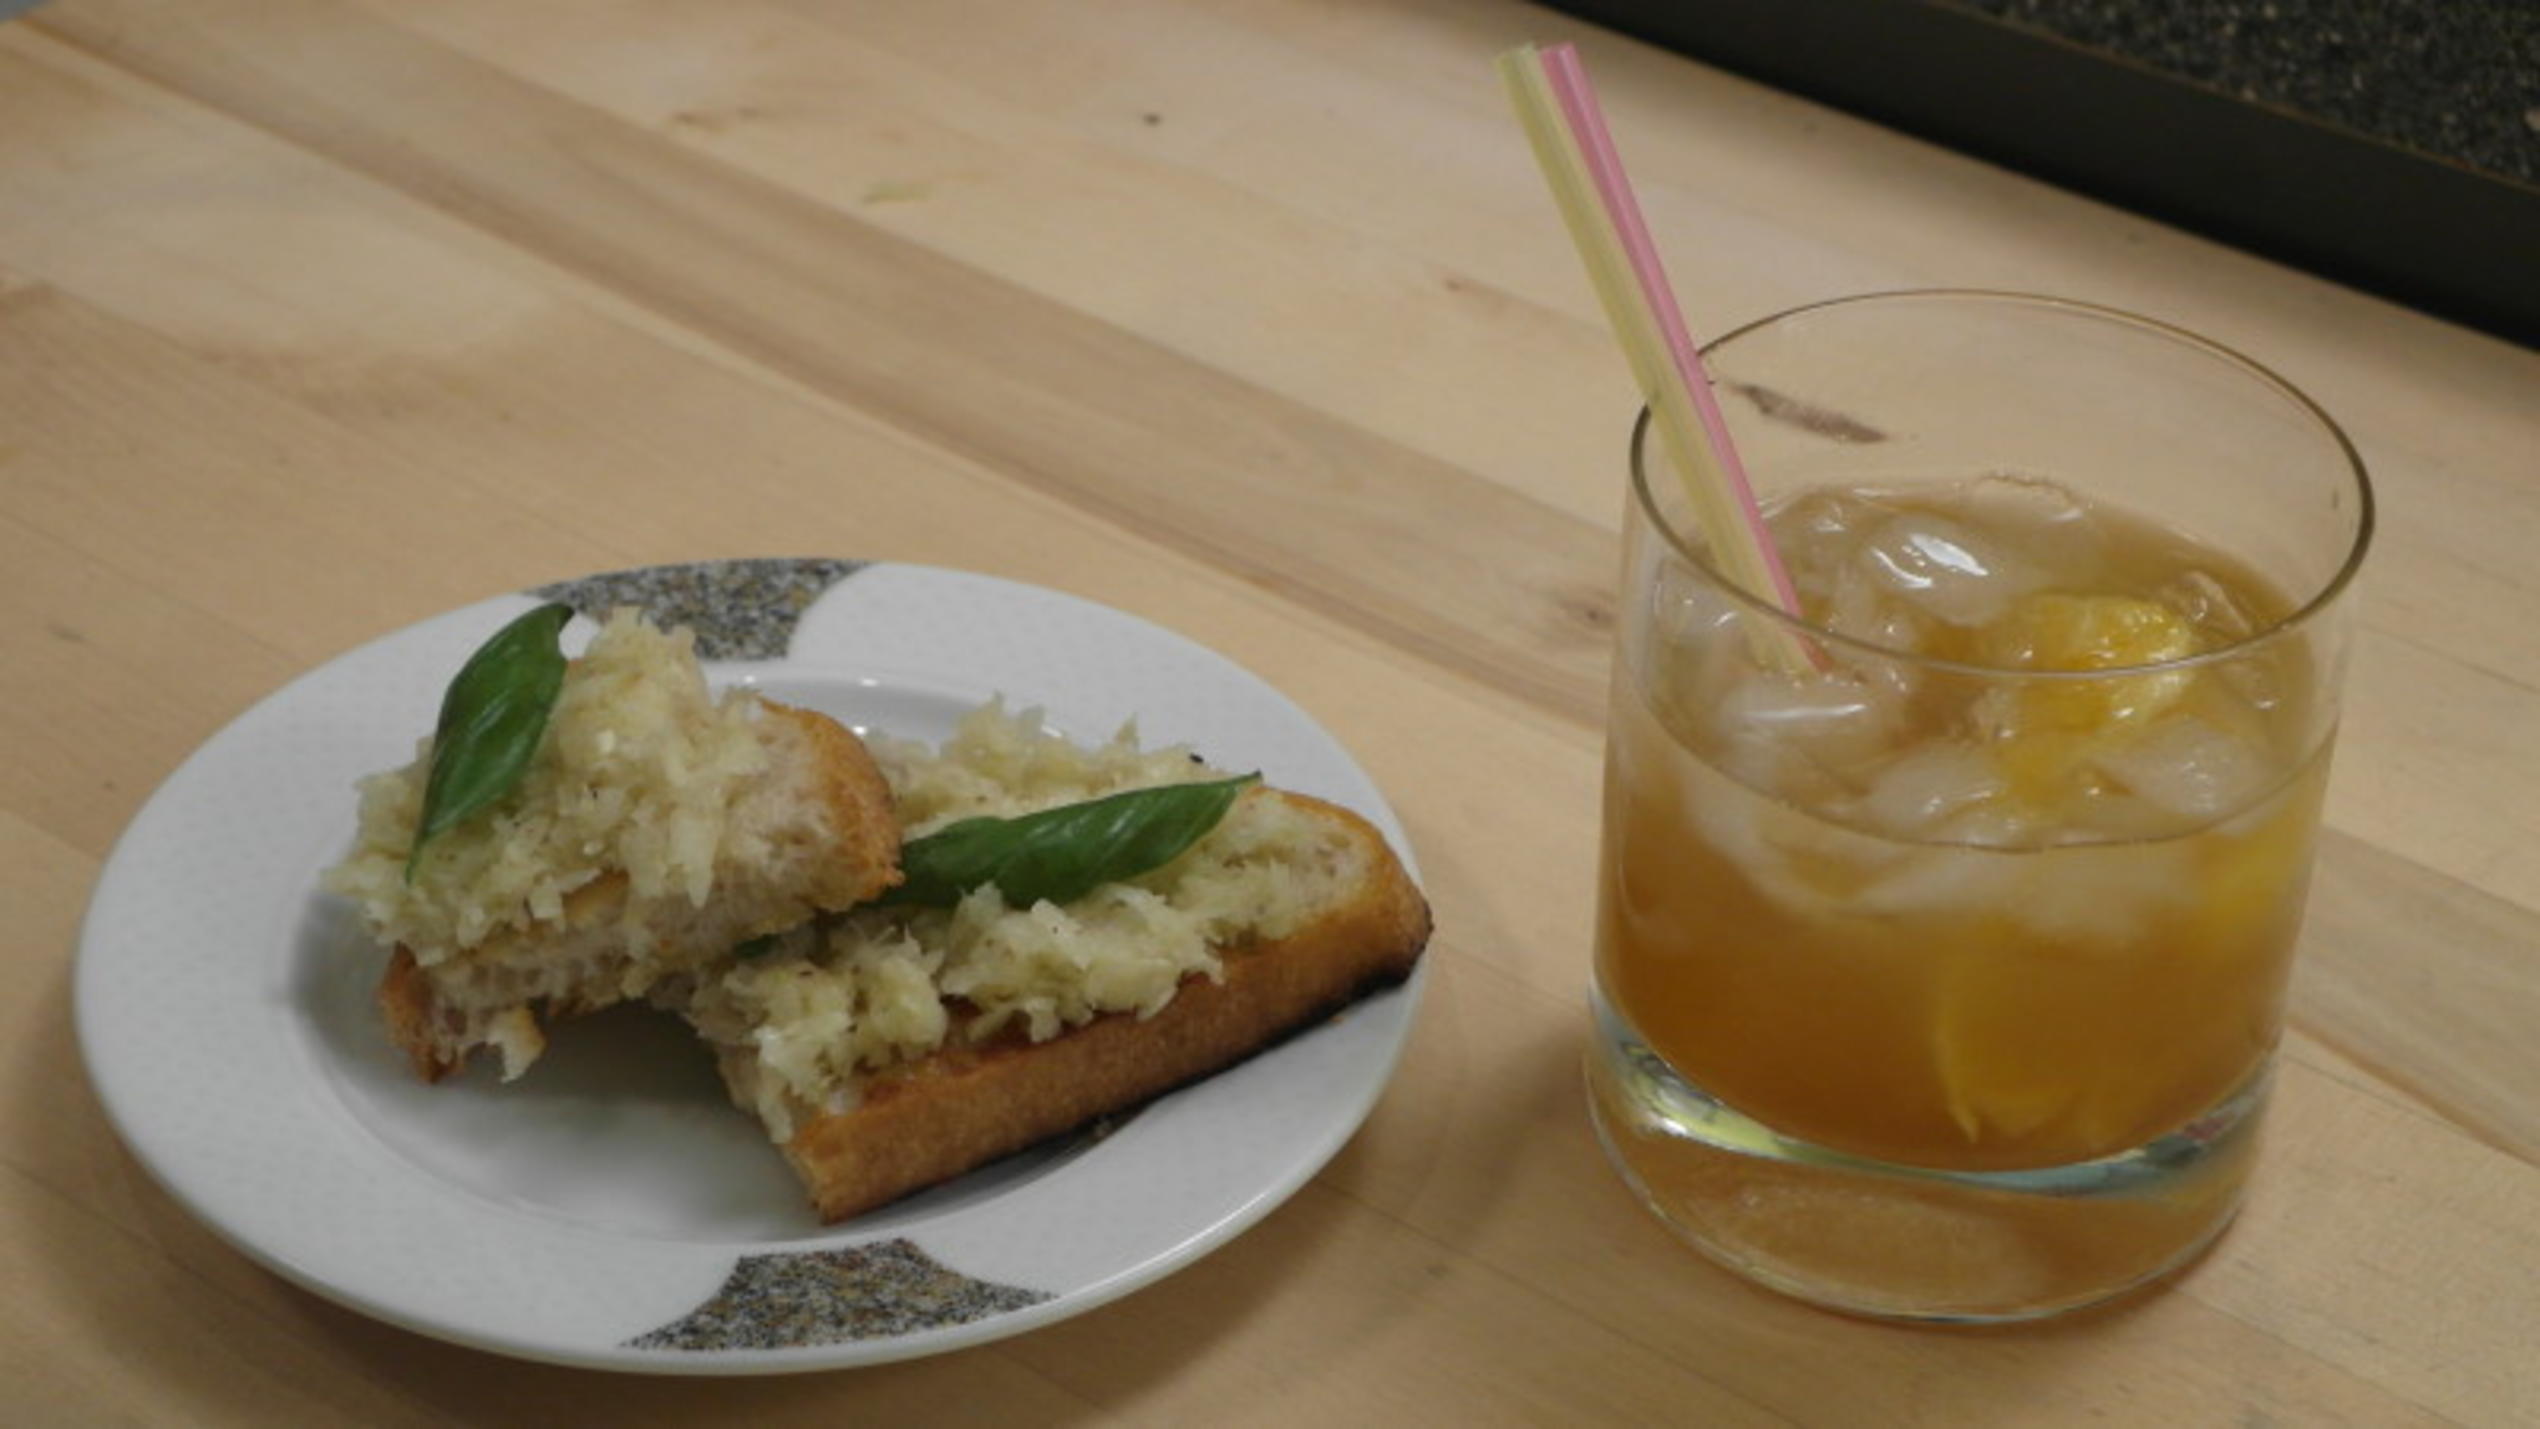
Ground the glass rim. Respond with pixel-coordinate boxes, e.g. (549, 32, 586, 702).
(1630, 289, 2378, 680)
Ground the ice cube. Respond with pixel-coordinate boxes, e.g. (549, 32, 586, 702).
(1709, 668, 1903, 794)
(2218, 658, 2288, 717)
(1852, 513, 2048, 628)
(1649, 559, 1742, 647)
(1851, 840, 2028, 919)
(2158, 568, 2262, 645)
(2058, 787, 2197, 843)
(1680, 752, 1903, 916)
(2159, 580, 2302, 722)
(2007, 841, 2193, 947)
(1937, 799, 2045, 850)
(2088, 715, 2276, 826)
(1649, 635, 1841, 806)
(1957, 471, 2111, 576)
(1769, 487, 1897, 572)
(1823, 559, 1935, 654)
(1855, 741, 2010, 840)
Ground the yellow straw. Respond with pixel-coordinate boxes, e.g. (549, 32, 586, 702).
(1497, 45, 1817, 675)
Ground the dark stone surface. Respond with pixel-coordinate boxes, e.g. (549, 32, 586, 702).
(1951, 0, 2537, 184)
(1550, 0, 2540, 346)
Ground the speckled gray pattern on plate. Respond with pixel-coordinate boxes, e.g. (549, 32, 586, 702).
(624, 1240, 1051, 1352)
(536, 558, 867, 660)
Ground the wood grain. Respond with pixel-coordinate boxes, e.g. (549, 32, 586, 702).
(32, 0, 1625, 728)
(4, 0, 2535, 1422)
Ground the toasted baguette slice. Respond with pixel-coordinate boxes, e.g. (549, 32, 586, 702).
(328, 611, 900, 1081)
(694, 789, 1429, 1222)
(378, 703, 899, 1080)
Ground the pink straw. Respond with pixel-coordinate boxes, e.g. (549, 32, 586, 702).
(1537, 45, 1806, 619)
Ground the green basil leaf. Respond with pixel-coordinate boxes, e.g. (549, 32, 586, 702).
(405, 602, 574, 881)
(733, 934, 780, 960)
(882, 773, 1260, 909)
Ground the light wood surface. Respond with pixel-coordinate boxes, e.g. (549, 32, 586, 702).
(6, 0, 2535, 1423)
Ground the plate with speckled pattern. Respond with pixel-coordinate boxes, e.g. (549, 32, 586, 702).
(74, 560, 1427, 1373)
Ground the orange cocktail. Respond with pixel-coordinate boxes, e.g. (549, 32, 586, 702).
(1586, 294, 2370, 1321)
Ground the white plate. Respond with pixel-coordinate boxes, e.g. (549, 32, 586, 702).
(75, 560, 1426, 1374)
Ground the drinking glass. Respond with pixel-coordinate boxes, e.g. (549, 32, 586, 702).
(1586, 291, 2372, 1321)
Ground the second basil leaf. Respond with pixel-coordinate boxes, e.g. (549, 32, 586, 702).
(883, 773, 1260, 909)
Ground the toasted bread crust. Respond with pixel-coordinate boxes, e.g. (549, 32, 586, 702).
(377, 946, 446, 1080)
(776, 703, 901, 911)
(775, 793, 1431, 1222)
(380, 699, 899, 1082)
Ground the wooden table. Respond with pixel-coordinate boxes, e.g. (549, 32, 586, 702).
(5, 1, 2534, 1423)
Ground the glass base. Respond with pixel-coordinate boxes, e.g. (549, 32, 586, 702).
(1586, 988, 2262, 1323)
